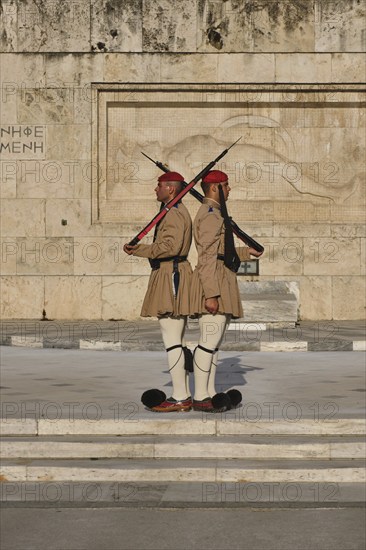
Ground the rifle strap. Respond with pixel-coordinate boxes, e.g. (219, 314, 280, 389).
(218, 184, 240, 273)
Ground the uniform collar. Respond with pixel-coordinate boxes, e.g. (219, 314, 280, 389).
(163, 200, 181, 208)
(203, 197, 221, 209)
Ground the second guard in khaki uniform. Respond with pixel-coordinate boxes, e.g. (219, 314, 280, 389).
(124, 172, 193, 412)
(190, 170, 262, 412)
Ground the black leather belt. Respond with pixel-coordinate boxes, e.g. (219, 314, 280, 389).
(217, 254, 225, 261)
(149, 255, 188, 270)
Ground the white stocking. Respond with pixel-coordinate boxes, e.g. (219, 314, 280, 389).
(159, 316, 190, 401)
(207, 315, 231, 397)
(193, 314, 230, 401)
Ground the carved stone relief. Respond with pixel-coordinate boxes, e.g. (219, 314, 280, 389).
(93, 84, 365, 226)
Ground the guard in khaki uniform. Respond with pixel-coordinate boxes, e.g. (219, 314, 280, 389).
(190, 170, 262, 412)
(123, 172, 193, 412)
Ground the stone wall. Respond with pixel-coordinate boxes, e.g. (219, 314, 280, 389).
(0, 0, 365, 320)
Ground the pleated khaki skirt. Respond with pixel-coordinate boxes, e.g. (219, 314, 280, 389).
(140, 260, 193, 318)
(190, 261, 243, 319)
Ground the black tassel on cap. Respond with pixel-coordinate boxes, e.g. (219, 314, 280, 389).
(141, 389, 166, 408)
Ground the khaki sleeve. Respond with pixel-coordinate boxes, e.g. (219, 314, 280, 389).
(237, 246, 251, 261)
(196, 210, 223, 299)
(132, 208, 184, 259)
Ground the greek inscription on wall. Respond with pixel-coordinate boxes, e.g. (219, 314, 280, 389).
(0, 126, 46, 159)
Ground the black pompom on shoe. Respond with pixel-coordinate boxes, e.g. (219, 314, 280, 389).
(141, 389, 166, 409)
(211, 392, 231, 412)
(226, 389, 242, 409)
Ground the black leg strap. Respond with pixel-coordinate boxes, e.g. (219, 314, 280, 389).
(166, 344, 182, 353)
(197, 345, 219, 354)
(166, 344, 193, 373)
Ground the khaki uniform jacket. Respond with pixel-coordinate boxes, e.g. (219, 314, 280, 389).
(190, 198, 250, 318)
(133, 201, 192, 317)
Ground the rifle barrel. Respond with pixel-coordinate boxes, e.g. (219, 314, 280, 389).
(129, 139, 241, 245)
(139, 138, 264, 253)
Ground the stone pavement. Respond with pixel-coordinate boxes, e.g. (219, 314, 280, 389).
(0, 319, 365, 352)
(1, 347, 365, 421)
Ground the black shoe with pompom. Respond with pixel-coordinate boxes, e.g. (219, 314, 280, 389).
(226, 389, 242, 410)
(141, 388, 166, 409)
(211, 392, 231, 412)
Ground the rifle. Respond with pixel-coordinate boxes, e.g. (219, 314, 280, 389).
(129, 138, 242, 246)
(141, 151, 264, 253)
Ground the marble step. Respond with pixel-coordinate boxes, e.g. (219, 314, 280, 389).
(2, 418, 365, 437)
(1, 458, 364, 483)
(241, 295, 298, 323)
(1, 435, 365, 460)
(239, 281, 299, 322)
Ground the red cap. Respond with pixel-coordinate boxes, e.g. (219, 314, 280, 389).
(158, 171, 184, 183)
(202, 170, 228, 184)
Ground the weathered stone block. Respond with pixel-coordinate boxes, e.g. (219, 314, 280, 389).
(1, 198, 45, 237)
(259, 238, 303, 277)
(0, 276, 44, 318)
(0, 0, 18, 52)
(331, 205, 366, 223)
(45, 199, 102, 238)
(315, 0, 366, 52)
(101, 275, 149, 320)
(45, 53, 105, 87)
(274, 224, 331, 238)
(17, 89, 74, 125)
(91, 0, 142, 53)
(73, 237, 151, 277)
(275, 53, 332, 83)
(16, 159, 89, 200)
(0, 53, 45, 87)
(297, 275, 332, 320)
(198, 0, 315, 53)
(217, 53, 275, 82)
(303, 237, 361, 276)
(45, 276, 102, 319)
(232, 201, 275, 223)
(0, 161, 16, 198)
(142, 0, 196, 52)
(104, 52, 161, 81)
(0, 92, 17, 124)
(273, 202, 331, 223)
(332, 276, 366, 320)
(331, 224, 366, 239)
(16, 237, 74, 275)
(0, 239, 17, 275)
(235, 223, 273, 239)
(331, 53, 366, 82)
(252, 1, 315, 52)
(303, 106, 365, 128)
(160, 53, 218, 82)
(17, 0, 90, 53)
(46, 125, 90, 161)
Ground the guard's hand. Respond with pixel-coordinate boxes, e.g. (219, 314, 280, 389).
(205, 297, 219, 314)
(249, 248, 263, 257)
(123, 244, 138, 255)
